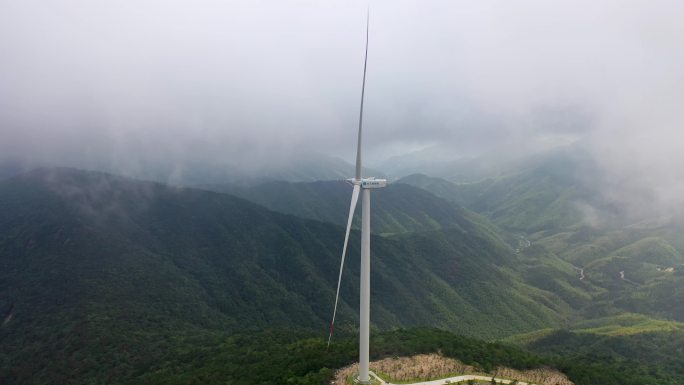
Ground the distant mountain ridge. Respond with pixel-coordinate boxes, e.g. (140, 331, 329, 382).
(0, 153, 384, 187)
(203, 180, 499, 237)
(398, 147, 605, 232)
(398, 149, 684, 324)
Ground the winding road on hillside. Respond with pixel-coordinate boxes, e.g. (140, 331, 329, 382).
(572, 265, 585, 281)
(619, 270, 639, 285)
(370, 371, 539, 385)
(515, 235, 532, 254)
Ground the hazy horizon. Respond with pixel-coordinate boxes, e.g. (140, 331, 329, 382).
(2, 0, 684, 215)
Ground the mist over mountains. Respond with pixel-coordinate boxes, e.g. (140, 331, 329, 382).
(3, 0, 684, 221)
(2, 141, 684, 385)
(3, 1, 684, 384)
(4, 139, 679, 231)
(3, 153, 684, 384)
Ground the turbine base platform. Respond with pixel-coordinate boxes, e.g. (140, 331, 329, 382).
(354, 376, 377, 385)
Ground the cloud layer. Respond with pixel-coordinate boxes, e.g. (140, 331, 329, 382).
(1, 0, 684, 212)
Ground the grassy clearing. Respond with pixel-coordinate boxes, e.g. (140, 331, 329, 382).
(571, 313, 684, 336)
(333, 354, 572, 385)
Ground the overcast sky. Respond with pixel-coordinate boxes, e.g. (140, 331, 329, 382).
(1, 0, 684, 209)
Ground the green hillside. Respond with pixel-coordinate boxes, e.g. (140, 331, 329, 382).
(398, 147, 628, 233)
(400, 147, 684, 325)
(533, 226, 684, 321)
(137, 328, 672, 385)
(502, 314, 684, 384)
(200, 180, 491, 237)
(523, 328, 684, 384)
(200, 179, 592, 324)
(400, 170, 582, 232)
(571, 313, 684, 335)
(5, 324, 656, 385)
(1, 166, 681, 384)
(0, 168, 581, 383)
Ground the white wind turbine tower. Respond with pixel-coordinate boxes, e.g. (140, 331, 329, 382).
(328, 10, 386, 385)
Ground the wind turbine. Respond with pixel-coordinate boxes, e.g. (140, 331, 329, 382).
(328, 10, 386, 385)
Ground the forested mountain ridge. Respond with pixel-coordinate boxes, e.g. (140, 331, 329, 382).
(0, 153, 384, 188)
(399, 150, 684, 323)
(398, 148, 603, 233)
(0, 168, 580, 383)
(202, 180, 500, 237)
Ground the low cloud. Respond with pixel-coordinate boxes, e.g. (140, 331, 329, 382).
(1, 0, 683, 214)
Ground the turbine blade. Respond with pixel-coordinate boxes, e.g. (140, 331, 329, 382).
(328, 183, 361, 348)
(355, 10, 370, 181)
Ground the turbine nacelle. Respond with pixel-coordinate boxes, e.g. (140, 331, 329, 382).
(346, 177, 387, 189)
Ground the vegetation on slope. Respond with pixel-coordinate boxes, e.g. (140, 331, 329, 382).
(525, 328, 684, 385)
(401, 149, 684, 324)
(2, 162, 682, 385)
(202, 180, 489, 236)
(398, 148, 600, 232)
(0, 168, 586, 384)
(133, 328, 684, 385)
(570, 313, 684, 335)
(103, 328, 568, 385)
(531, 226, 684, 321)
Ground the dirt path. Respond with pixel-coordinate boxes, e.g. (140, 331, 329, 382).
(619, 270, 638, 285)
(571, 265, 585, 281)
(371, 371, 539, 385)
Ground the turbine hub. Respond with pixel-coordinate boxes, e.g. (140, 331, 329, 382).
(346, 177, 387, 189)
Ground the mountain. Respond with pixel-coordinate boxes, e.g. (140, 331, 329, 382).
(0, 168, 580, 383)
(165, 153, 385, 187)
(399, 149, 684, 323)
(206, 179, 596, 320)
(399, 147, 608, 233)
(139, 328, 664, 385)
(203, 180, 500, 237)
(1, 166, 680, 384)
(536, 224, 684, 321)
(503, 314, 684, 385)
(0, 153, 384, 187)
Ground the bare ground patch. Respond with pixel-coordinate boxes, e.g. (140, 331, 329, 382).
(332, 353, 572, 385)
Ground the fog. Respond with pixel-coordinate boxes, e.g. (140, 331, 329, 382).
(1, 0, 684, 214)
